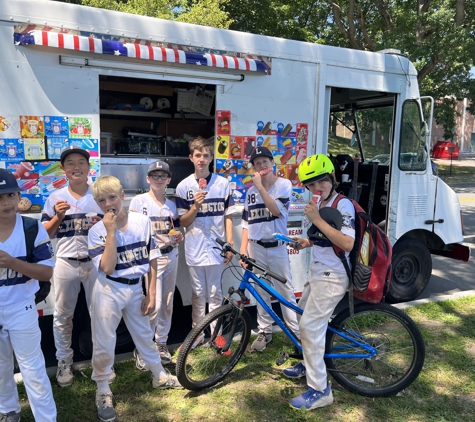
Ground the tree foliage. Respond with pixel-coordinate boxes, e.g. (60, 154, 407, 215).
(224, 1, 475, 139)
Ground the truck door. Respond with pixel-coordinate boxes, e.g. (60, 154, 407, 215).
(391, 99, 436, 240)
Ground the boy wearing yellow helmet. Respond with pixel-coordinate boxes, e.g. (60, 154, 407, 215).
(284, 154, 356, 410)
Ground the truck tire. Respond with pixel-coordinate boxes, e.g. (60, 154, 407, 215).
(386, 238, 432, 303)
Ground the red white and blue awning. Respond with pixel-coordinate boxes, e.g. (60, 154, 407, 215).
(14, 28, 269, 74)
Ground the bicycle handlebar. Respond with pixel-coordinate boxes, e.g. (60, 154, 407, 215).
(216, 238, 287, 284)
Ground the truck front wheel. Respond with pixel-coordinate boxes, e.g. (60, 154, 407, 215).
(386, 238, 432, 303)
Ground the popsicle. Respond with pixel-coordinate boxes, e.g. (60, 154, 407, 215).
(46, 178, 68, 191)
(41, 161, 62, 176)
(259, 168, 273, 176)
(198, 178, 207, 191)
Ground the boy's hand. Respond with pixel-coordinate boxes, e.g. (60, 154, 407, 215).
(291, 237, 311, 250)
(54, 200, 70, 221)
(0, 250, 13, 269)
(252, 172, 263, 190)
(102, 211, 117, 233)
(304, 200, 320, 224)
(224, 251, 233, 265)
(141, 293, 156, 316)
(193, 191, 208, 210)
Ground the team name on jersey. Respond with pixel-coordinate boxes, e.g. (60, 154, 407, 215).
(150, 216, 172, 234)
(117, 244, 149, 265)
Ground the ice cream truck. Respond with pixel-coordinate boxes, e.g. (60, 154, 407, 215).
(0, 0, 469, 355)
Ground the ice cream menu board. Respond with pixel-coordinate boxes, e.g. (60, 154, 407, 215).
(214, 110, 309, 204)
(0, 114, 99, 213)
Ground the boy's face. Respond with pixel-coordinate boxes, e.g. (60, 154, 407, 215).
(189, 149, 213, 172)
(61, 153, 90, 184)
(305, 175, 333, 197)
(0, 192, 21, 218)
(147, 170, 171, 192)
(253, 156, 273, 172)
(94, 190, 124, 216)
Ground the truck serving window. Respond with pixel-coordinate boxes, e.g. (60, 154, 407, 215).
(399, 100, 427, 171)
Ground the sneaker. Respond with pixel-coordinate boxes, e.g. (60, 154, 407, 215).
(283, 362, 306, 379)
(156, 343, 172, 365)
(250, 332, 272, 352)
(178, 332, 205, 352)
(56, 357, 74, 387)
(108, 366, 116, 384)
(289, 382, 334, 410)
(214, 335, 232, 356)
(133, 348, 148, 372)
(95, 391, 116, 422)
(152, 368, 184, 389)
(0, 411, 21, 422)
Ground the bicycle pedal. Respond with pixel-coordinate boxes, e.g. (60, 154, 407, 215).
(275, 351, 289, 366)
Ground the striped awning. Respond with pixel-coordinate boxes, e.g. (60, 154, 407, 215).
(14, 30, 269, 74)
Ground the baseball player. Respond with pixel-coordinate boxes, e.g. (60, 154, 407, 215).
(176, 136, 235, 332)
(0, 169, 57, 422)
(129, 160, 183, 368)
(42, 147, 105, 388)
(240, 146, 300, 352)
(88, 175, 182, 422)
(284, 154, 355, 410)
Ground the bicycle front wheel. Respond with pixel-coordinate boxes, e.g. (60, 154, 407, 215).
(325, 302, 425, 397)
(176, 304, 251, 391)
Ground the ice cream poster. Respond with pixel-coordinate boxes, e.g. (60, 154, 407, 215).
(18, 177, 40, 194)
(18, 193, 44, 214)
(0, 115, 20, 139)
(256, 135, 277, 150)
(215, 135, 230, 159)
(41, 176, 68, 194)
(6, 161, 38, 180)
(216, 110, 231, 135)
(68, 138, 99, 157)
(69, 117, 92, 138)
(38, 161, 63, 177)
(20, 116, 44, 139)
(47, 137, 69, 160)
(23, 138, 46, 160)
(44, 116, 69, 138)
(0, 139, 24, 161)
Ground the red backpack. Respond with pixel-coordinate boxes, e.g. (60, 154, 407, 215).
(331, 194, 392, 303)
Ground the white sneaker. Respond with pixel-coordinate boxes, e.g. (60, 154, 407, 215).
(95, 391, 116, 422)
(133, 348, 148, 372)
(152, 369, 184, 389)
(56, 357, 74, 387)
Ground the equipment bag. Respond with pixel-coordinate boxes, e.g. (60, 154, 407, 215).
(21, 216, 51, 304)
(331, 194, 392, 304)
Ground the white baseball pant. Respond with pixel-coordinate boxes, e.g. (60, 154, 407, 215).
(148, 249, 179, 344)
(0, 297, 57, 422)
(53, 257, 97, 361)
(248, 242, 300, 337)
(300, 261, 348, 391)
(90, 276, 165, 387)
(188, 264, 225, 328)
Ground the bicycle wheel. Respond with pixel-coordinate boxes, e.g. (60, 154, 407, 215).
(324, 302, 425, 397)
(176, 304, 251, 391)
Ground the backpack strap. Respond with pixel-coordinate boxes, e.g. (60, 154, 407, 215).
(21, 216, 39, 263)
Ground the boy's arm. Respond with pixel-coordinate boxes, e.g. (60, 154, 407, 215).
(142, 258, 157, 316)
(99, 213, 118, 274)
(179, 191, 207, 228)
(42, 200, 70, 238)
(224, 214, 234, 264)
(0, 251, 53, 281)
(252, 173, 281, 216)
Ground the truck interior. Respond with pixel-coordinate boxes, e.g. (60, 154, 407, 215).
(329, 87, 397, 226)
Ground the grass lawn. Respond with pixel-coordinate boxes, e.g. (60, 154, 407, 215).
(15, 296, 475, 421)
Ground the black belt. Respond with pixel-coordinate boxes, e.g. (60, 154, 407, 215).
(160, 245, 174, 255)
(106, 275, 141, 285)
(67, 257, 91, 262)
(252, 239, 282, 248)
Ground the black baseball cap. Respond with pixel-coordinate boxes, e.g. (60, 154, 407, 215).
(60, 147, 90, 163)
(250, 146, 274, 164)
(0, 169, 22, 194)
(147, 161, 172, 177)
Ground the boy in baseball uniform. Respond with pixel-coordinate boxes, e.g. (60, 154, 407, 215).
(42, 147, 104, 387)
(129, 160, 183, 368)
(240, 146, 300, 352)
(0, 169, 57, 422)
(176, 136, 235, 332)
(88, 176, 182, 422)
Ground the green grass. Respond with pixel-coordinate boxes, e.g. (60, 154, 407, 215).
(14, 296, 475, 421)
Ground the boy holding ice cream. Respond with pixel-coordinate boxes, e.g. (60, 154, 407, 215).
(42, 147, 104, 388)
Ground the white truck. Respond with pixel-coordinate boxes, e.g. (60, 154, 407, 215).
(0, 0, 469, 355)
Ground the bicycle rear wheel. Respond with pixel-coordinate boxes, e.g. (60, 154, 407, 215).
(325, 302, 425, 397)
(176, 304, 251, 391)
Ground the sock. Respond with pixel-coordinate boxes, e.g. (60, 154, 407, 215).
(96, 380, 111, 395)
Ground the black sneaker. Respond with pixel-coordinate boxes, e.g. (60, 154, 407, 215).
(156, 343, 172, 365)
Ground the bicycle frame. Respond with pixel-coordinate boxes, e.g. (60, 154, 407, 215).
(228, 268, 378, 360)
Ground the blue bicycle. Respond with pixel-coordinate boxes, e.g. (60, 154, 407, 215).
(176, 240, 425, 397)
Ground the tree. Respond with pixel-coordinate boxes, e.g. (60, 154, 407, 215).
(223, 1, 475, 139)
